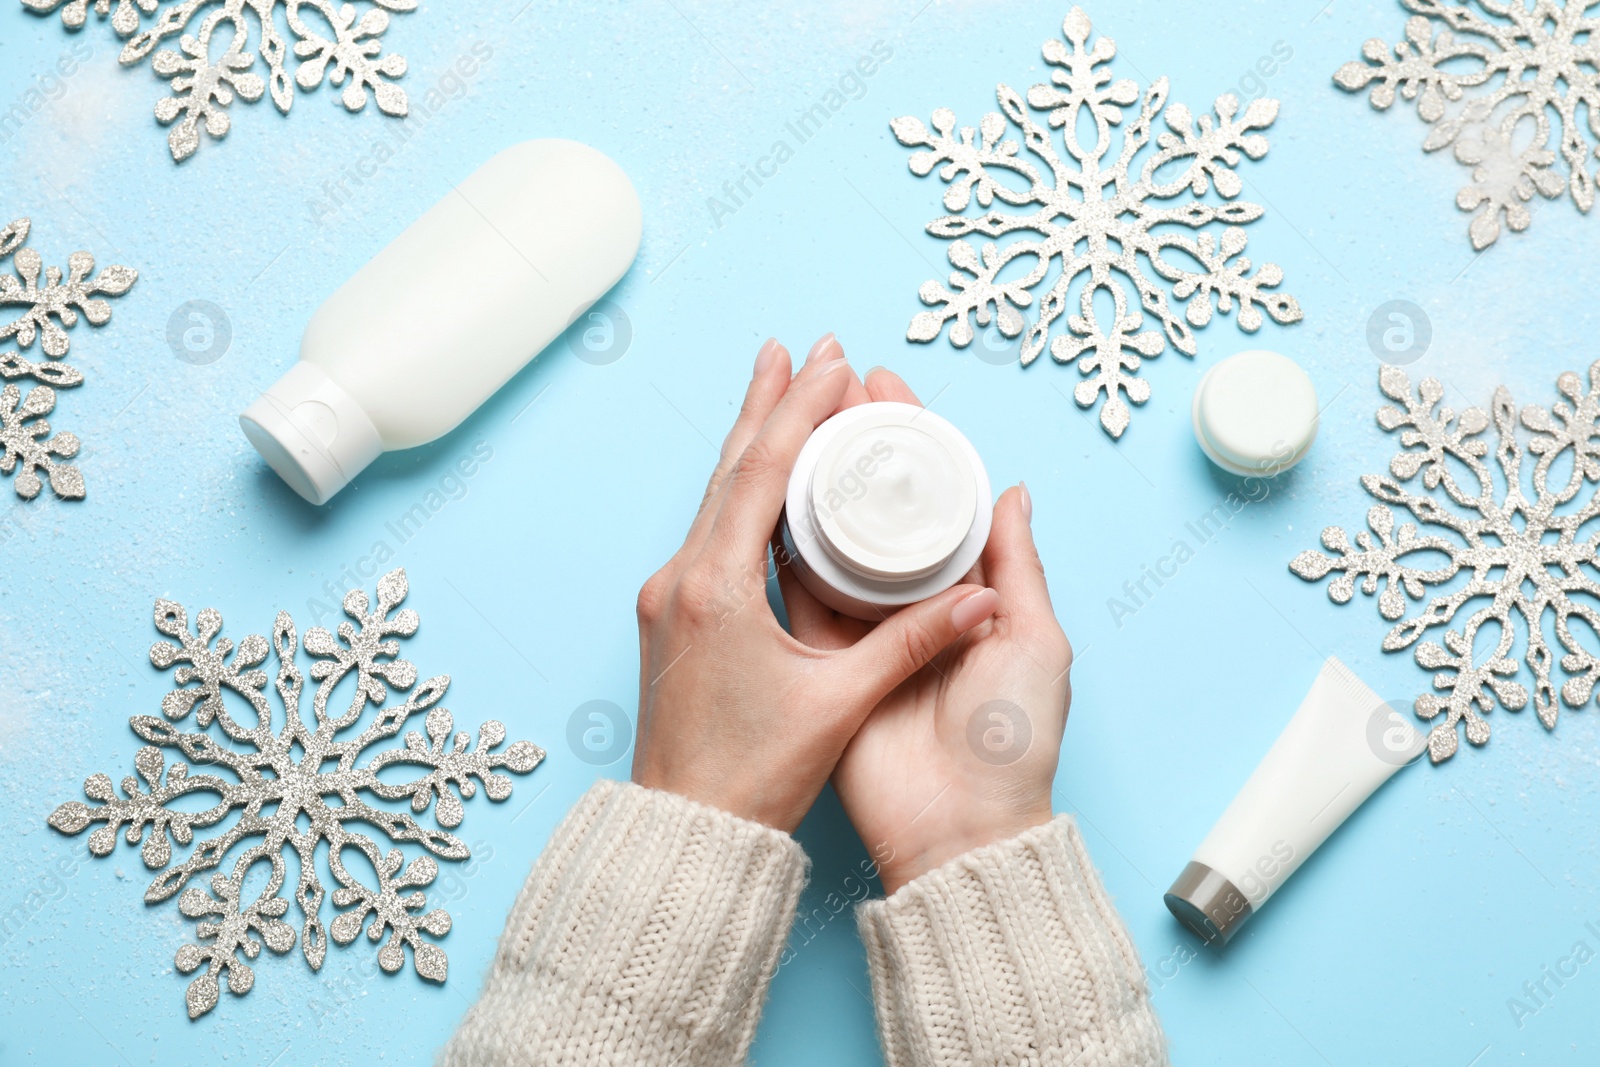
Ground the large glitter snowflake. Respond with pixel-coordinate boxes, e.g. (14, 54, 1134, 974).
(1291, 362, 1600, 763)
(1334, 0, 1600, 250)
(0, 217, 137, 500)
(889, 6, 1302, 438)
(48, 569, 545, 1017)
(21, 0, 415, 162)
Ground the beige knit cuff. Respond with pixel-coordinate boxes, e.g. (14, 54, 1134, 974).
(857, 815, 1168, 1067)
(441, 778, 808, 1066)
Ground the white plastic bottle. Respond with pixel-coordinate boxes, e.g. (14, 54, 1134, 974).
(241, 139, 642, 504)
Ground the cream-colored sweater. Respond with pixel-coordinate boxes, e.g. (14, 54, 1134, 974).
(441, 779, 1167, 1066)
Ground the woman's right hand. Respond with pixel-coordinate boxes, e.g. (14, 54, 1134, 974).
(774, 367, 1073, 893)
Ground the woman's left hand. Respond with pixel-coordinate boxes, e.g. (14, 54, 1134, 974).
(630, 337, 1003, 833)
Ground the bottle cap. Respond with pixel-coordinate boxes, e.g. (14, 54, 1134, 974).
(239, 362, 383, 505)
(1191, 350, 1318, 476)
(783, 401, 992, 620)
(1164, 860, 1254, 945)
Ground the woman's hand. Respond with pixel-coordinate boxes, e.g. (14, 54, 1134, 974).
(775, 367, 1073, 893)
(631, 338, 1002, 834)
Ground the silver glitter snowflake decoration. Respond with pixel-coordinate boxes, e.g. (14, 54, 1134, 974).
(48, 569, 545, 1017)
(1291, 362, 1600, 763)
(0, 217, 137, 499)
(890, 6, 1302, 438)
(21, 0, 415, 162)
(1334, 0, 1600, 250)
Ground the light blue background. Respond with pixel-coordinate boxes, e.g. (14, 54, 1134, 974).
(2, 0, 1598, 1063)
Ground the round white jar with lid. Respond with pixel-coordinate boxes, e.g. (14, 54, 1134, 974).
(780, 401, 992, 620)
(1191, 349, 1319, 476)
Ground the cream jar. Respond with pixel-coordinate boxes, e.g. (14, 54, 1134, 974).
(780, 401, 992, 620)
(1191, 349, 1318, 477)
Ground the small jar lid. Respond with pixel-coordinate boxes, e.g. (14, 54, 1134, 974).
(1191, 349, 1318, 476)
(810, 408, 978, 580)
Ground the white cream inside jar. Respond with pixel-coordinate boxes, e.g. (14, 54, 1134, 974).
(782, 402, 992, 620)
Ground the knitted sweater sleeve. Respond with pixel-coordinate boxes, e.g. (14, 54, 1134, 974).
(857, 815, 1169, 1067)
(439, 778, 808, 1067)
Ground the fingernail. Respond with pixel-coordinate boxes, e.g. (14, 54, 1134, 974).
(754, 337, 780, 378)
(951, 587, 1000, 631)
(807, 332, 840, 364)
(864, 365, 887, 380)
(1019, 481, 1032, 522)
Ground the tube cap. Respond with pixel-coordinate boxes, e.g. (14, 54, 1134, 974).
(239, 362, 383, 505)
(1163, 861, 1254, 945)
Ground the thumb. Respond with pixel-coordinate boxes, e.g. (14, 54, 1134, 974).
(837, 585, 1000, 708)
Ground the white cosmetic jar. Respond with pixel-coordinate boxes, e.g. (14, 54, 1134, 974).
(780, 401, 993, 620)
(1191, 349, 1318, 476)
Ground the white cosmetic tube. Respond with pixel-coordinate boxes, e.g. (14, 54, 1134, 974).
(1164, 656, 1424, 944)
